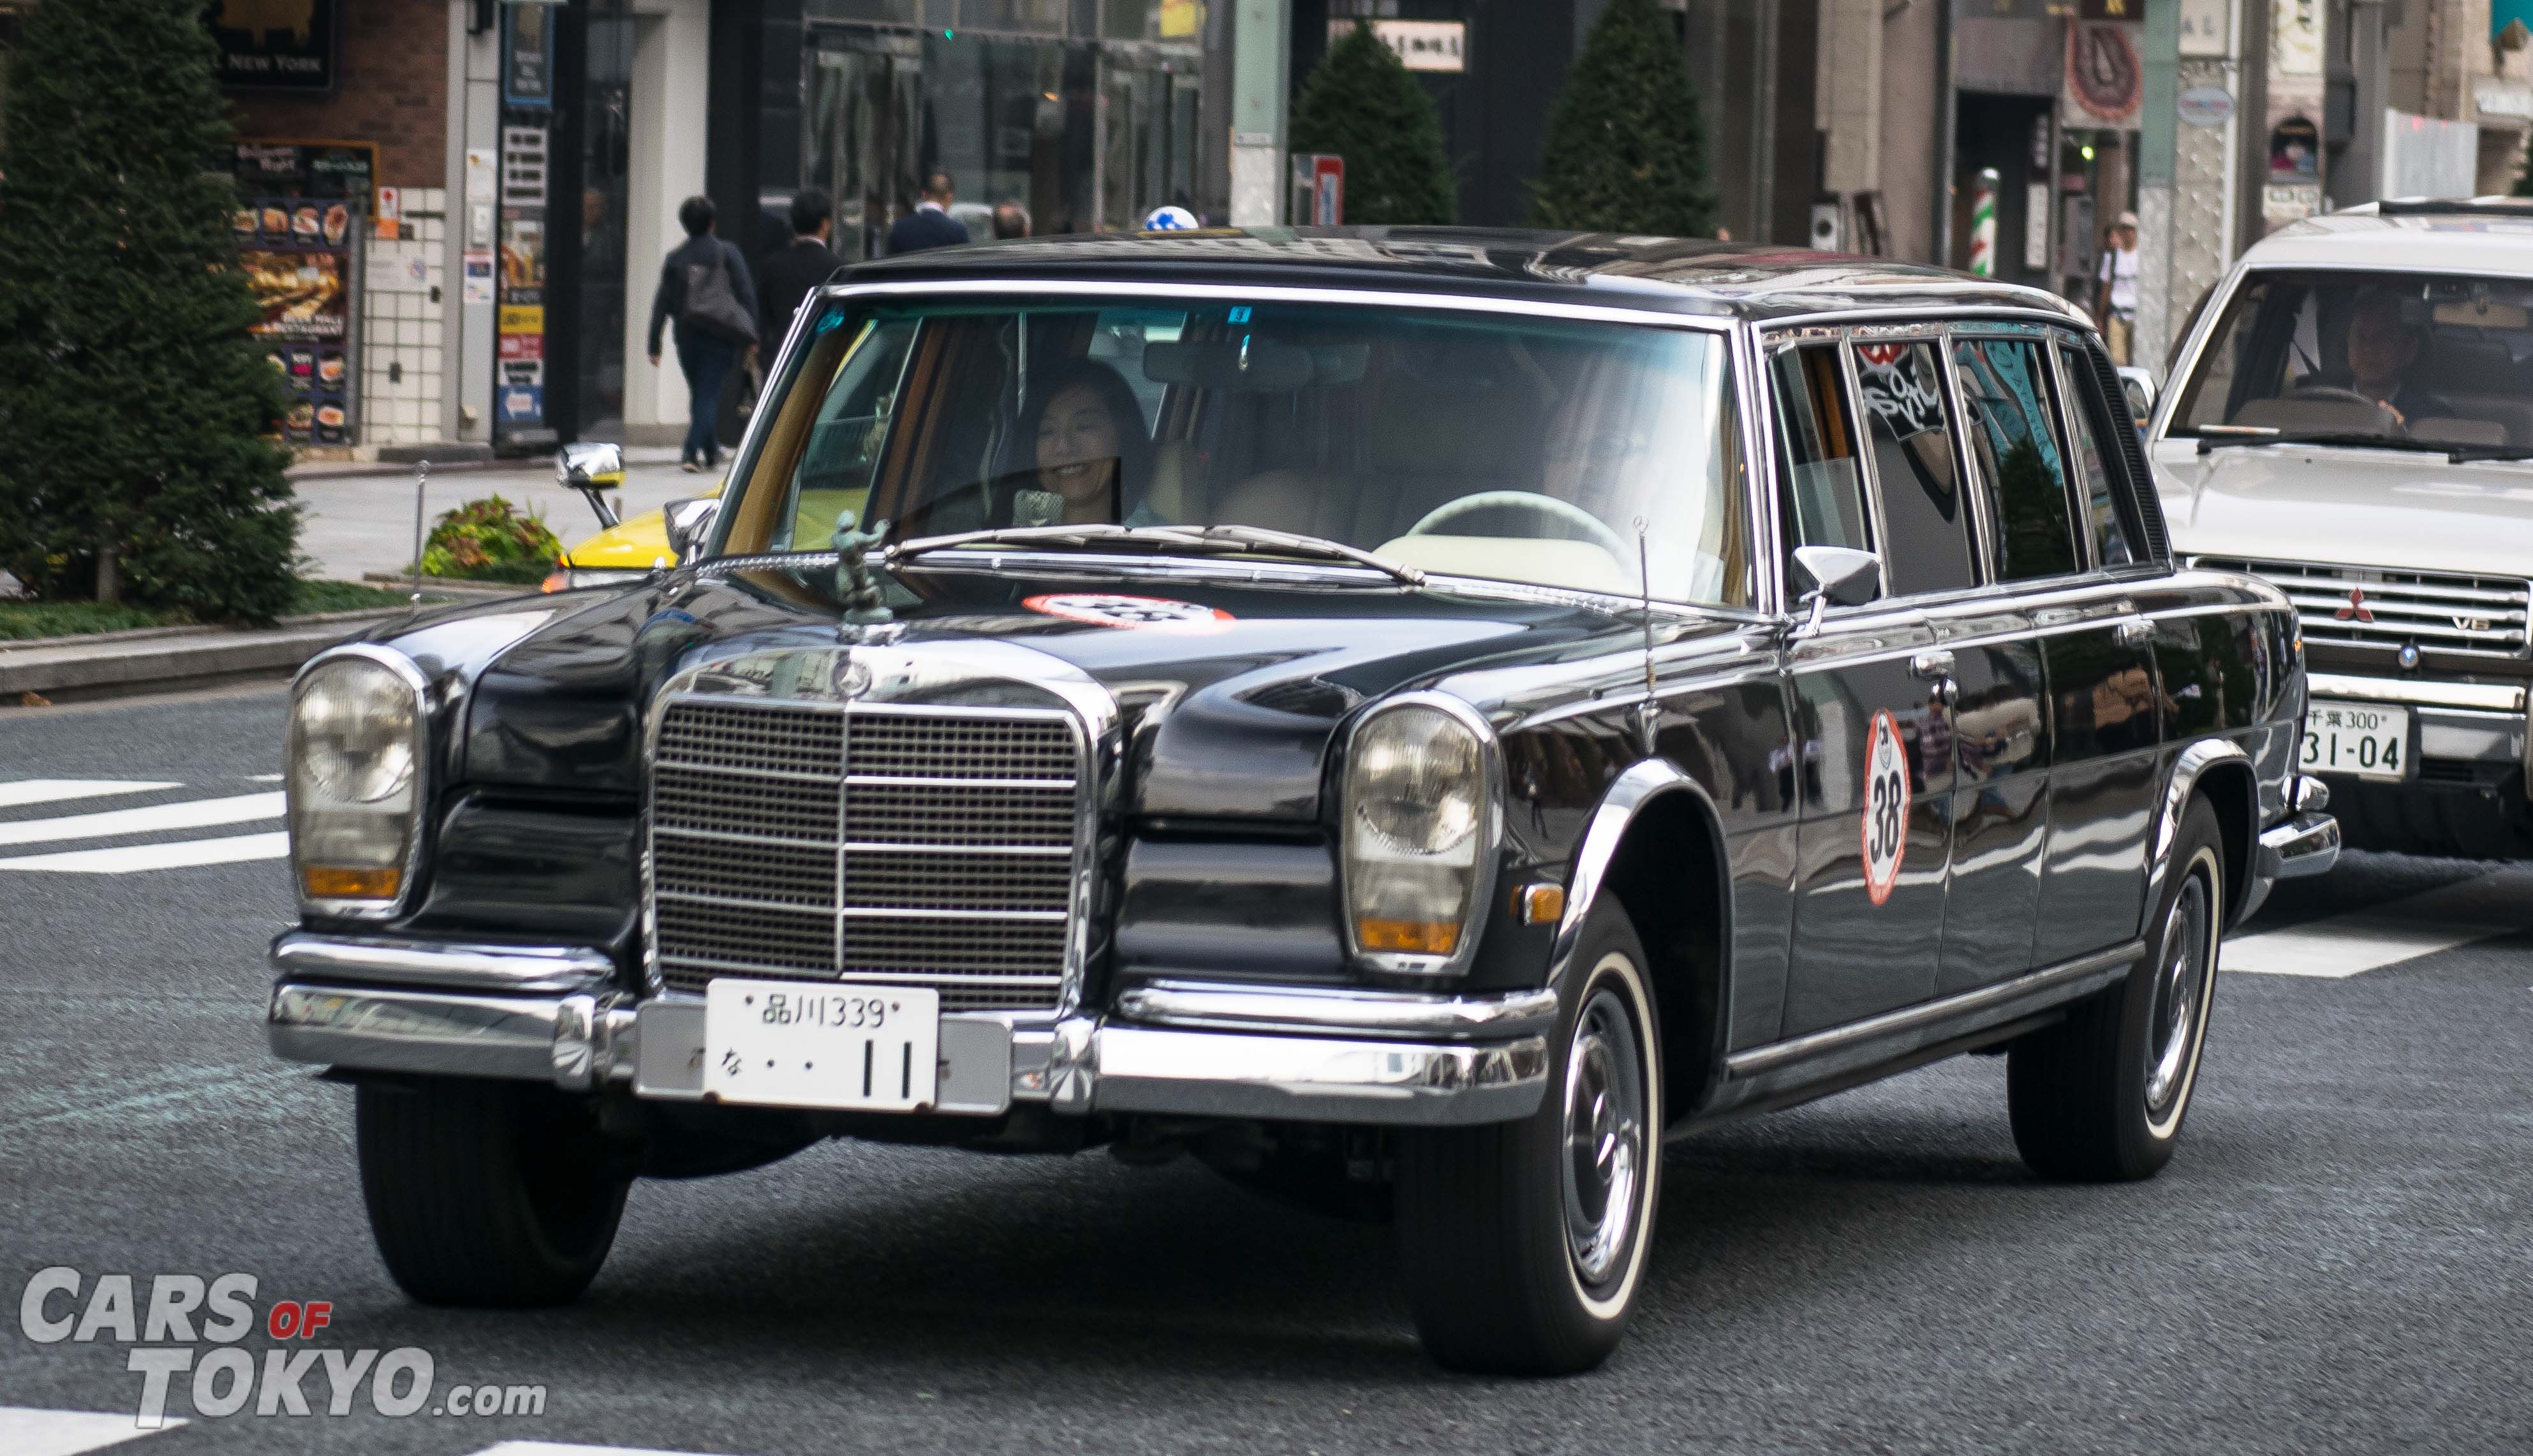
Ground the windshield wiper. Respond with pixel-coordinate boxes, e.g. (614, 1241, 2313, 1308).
(887, 523, 1427, 587)
(2195, 430, 2463, 457)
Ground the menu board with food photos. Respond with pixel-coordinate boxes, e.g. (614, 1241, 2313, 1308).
(231, 140, 371, 446)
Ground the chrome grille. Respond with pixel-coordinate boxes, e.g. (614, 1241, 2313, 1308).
(2195, 557, 2533, 659)
(649, 698, 1082, 1011)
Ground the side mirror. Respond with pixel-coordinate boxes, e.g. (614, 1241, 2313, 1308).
(663, 496, 720, 564)
(2115, 366, 2157, 422)
(556, 443, 626, 531)
(1789, 545, 1882, 635)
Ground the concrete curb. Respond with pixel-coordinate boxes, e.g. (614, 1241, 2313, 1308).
(0, 608, 417, 703)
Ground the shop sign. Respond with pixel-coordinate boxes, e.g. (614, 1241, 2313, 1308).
(1328, 19, 1465, 73)
(204, 0, 341, 93)
(2064, 21, 2144, 128)
(504, 3, 556, 109)
(228, 138, 370, 448)
(2476, 80, 2533, 121)
(2178, 85, 2236, 126)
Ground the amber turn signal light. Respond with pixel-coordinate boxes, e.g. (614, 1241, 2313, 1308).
(1514, 883, 1566, 925)
(1356, 918, 1460, 955)
(302, 867, 402, 900)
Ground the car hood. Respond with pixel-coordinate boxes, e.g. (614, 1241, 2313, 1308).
(2153, 440, 2533, 575)
(445, 561, 1697, 821)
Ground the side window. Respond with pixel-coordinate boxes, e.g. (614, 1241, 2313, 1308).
(1853, 340, 1979, 597)
(2055, 339, 2143, 566)
(1768, 343, 1873, 592)
(1951, 336, 2079, 581)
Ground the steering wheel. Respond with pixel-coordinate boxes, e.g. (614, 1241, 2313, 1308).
(2293, 385, 2400, 413)
(1403, 491, 1634, 561)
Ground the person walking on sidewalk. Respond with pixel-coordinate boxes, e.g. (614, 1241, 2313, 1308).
(887, 172, 970, 255)
(757, 188, 846, 344)
(2096, 211, 2140, 367)
(647, 195, 758, 473)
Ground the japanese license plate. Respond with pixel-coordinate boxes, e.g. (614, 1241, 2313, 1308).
(2302, 701, 2409, 782)
(702, 979, 940, 1112)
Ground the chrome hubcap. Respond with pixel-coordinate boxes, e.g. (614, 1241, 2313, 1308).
(2146, 871, 2212, 1114)
(1562, 984, 1646, 1287)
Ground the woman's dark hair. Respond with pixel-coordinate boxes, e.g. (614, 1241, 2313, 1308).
(677, 194, 716, 237)
(1013, 358, 1153, 519)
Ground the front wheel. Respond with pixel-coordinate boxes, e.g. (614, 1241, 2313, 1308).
(2008, 797, 2225, 1181)
(1394, 904, 1662, 1374)
(356, 1078, 630, 1307)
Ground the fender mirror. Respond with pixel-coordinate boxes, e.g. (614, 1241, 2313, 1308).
(556, 443, 627, 531)
(2115, 366, 2157, 423)
(1789, 545, 1882, 635)
(663, 496, 720, 564)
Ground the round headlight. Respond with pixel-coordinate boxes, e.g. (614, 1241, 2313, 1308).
(1350, 706, 1482, 856)
(293, 659, 417, 804)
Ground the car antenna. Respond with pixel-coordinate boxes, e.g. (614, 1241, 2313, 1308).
(1634, 516, 1659, 755)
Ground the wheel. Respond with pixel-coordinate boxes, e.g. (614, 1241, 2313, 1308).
(355, 1078, 630, 1307)
(1394, 903, 1662, 1374)
(2008, 797, 2224, 1181)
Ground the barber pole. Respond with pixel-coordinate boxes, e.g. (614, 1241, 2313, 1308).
(1968, 168, 1999, 277)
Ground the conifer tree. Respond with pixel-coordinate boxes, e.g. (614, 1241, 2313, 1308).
(0, 0, 297, 620)
(1530, 0, 1718, 238)
(1289, 22, 1458, 226)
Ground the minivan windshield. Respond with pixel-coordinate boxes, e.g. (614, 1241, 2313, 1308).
(2170, 270, 2533, 454)
(712, 294, 1754, 607)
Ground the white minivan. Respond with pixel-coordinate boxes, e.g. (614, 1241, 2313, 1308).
(2150, 197, 2533, 858)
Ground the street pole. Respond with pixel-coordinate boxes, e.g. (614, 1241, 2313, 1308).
(410, 462, 431, 607)
(2138, 0, 2244, 374)
(1229, 0, 1289, 226)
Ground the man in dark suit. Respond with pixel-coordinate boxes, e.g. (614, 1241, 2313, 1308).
(885, 172, 970, 255)
(757, 188, 846, 343)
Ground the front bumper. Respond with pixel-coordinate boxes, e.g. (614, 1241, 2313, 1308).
(2306, 672, 2528, 772)
(266, 933, 1552, 1127)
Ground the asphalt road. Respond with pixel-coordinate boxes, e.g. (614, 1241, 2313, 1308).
(3, 688, 2529, 1455)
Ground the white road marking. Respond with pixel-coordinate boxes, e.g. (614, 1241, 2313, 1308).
(471, 1445, 740, 1456)
(2225, 871, 2533, 978)
(0, 831, 290, 874)
(0, 1408, 183, 1455)
(0, 779, 181, 809)
(0, 792, 284, 848)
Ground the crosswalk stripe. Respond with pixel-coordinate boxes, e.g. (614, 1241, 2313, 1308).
(0, 1407, 183, 1455)
(0, 779, 181, 810)
(2224, 870, 2533, 978)
(471, 1445, 741, 1456)
(0, 831, 290, 874)
(0, 792, 284, 848)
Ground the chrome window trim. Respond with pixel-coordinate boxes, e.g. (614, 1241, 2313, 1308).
(1337, 690, 1506, 980)
(287, 643, 432, 923)
(801, 276, 1746, 335)
(639, 641, 1120, 1014)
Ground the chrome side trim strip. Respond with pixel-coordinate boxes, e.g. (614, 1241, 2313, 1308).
(269, 932, 615, 994)
(1723, 941, 2143, 1079)
(1114, 980, 1560, 1041)
(2306, 672, 2527, 713)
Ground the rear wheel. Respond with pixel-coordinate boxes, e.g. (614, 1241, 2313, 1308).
(2009, 797, 2224, 1181)
(356, 1078, 630, 1307)
(1394, 904, 1662, 1374)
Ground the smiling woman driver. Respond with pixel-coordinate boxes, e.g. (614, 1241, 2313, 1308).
(1018, 360, 1159, 526)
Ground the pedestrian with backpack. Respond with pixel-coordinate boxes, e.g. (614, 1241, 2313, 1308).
(646, 195, 758, 473)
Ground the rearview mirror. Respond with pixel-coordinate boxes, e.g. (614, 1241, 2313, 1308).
(1789, 545, 1881, 635)
(2115, 366, 2157, 422)
(664, 496, 719, 563)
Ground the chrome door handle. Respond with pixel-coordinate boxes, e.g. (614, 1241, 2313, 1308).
(2116, 617, 2155, 648)
(1909, 650, 1956, 680)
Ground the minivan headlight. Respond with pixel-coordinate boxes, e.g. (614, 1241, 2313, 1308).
(1342, 698, 1496, 971)
(288, 652, 426, 913)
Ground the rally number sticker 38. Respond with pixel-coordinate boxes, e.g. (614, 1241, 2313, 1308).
(1024, 593, 1235, 635)
(1861, 709, 1910, 905)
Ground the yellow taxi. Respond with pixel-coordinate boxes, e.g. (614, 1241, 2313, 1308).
(540, 443, 868, 592)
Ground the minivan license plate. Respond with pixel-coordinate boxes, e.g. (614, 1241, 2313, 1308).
(703, 980, 939, 1112)
(2303, 701, 2409, 782)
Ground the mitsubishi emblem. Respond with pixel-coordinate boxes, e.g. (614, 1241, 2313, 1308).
(2335, 587, 2376, 624)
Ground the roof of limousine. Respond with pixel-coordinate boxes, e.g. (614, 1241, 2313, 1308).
(836, 226, 2092, 327)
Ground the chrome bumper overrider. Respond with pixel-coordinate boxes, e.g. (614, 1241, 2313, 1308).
(267, 936, 1551, 1126)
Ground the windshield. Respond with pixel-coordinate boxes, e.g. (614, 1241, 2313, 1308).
(714, 294, 1753, 607)
(2170, 270, 2533, 451)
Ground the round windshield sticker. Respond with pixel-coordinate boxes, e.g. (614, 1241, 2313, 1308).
(1861, 709, 1910, 906)
(1024, 593, 1235, 635)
